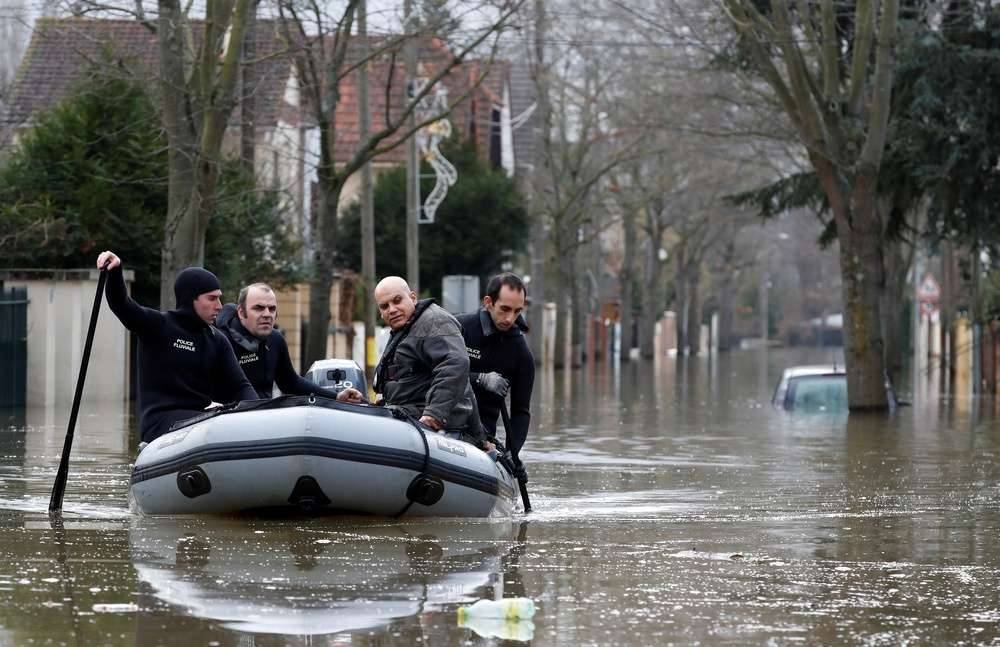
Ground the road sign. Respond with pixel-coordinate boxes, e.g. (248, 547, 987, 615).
(917, 272, 940, 318)
(917, 273, 940, 303)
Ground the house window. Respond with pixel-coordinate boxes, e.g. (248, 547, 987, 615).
(489, 107, 502, 169)
(469, 103, 477, 146)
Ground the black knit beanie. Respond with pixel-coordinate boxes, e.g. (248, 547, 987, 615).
(173, 267, 222, 313)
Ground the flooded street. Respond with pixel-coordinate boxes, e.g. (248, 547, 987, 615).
(1, 348, 999, 645)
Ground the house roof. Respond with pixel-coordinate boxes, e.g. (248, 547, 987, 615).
(4, 18, 534, 169)
(3, 17, 293, 131)
(311, 36, 506, 165)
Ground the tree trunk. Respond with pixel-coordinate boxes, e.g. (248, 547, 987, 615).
(526, 0, 550, 364)
(551, 232, 569, 369)
(828, 166, 889, 410)
(554, 280, 570, 369)
(637, 213, 664, 358)
(157, 0, 250, 307)
(638, 242, 661, 359)
(528, 210, 548, 363)
(160, 144, 198, 308)
(303, 167, 344, 366)
(619, 205, 637, 361)
(940, 240, 959, 381)
(882, 238, 909, 388)
(938, 180, 960, 379)
(718, 270, 735, 352)
(686, 269, 701, 356)
(240, 0, 257, 174)
(568, 245, 584, 368)
(159, 143, 223, 308)
(674, 248, 688, 354)
(158, 0, 196, 307)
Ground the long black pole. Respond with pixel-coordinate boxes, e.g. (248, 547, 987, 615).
(49, 267, 109, 514)
(499, 401, 531, 514)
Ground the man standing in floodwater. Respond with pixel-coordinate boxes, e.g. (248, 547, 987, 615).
(337, 276, 487, 449)
(457, 273, 534, 482)
(96, 251, 257, 443)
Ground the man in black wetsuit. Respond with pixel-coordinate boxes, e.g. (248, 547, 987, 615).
(456, 273, 534, 480)
(96, 251, 257, 443)
(216, 282, 333, 399)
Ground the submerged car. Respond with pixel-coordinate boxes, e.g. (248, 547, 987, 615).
(772, 365, 848, 412)
(772, 364, 899, 412)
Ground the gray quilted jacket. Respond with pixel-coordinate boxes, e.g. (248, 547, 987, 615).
(375, 300, 484, 445)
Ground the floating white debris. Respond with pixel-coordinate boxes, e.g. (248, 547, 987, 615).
(93, 603, 139, 613)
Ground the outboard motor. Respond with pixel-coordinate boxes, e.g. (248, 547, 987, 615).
(305, 359, 367, 395)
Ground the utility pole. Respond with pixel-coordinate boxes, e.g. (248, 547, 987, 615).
(240, 0, 258, 174)
(358, 0, 376, 383)
(528, 0, 550, 363)
(405, 0, 421, 294)
(759, 268, 769, 342)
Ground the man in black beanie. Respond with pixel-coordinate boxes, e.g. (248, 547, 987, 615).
(96, 250, 257, 443)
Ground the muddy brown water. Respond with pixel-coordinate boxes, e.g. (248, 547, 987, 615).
(0, 348, 998, 645)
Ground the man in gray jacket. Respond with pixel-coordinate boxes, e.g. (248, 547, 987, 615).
(337, 276, 486, 448)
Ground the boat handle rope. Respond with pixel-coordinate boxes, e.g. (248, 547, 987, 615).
(391, 408, 433, 518)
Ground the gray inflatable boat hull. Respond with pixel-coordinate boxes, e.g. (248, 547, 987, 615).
(130, 397, 518, 517)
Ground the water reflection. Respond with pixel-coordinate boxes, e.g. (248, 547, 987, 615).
(130, 518, 530, 640)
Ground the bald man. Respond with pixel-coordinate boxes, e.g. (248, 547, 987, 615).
(338, 277, 486, 449)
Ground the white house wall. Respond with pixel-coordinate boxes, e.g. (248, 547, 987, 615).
(261, 119, 307, 237)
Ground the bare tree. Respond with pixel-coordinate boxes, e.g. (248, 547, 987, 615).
(154, 0, 255, 306)
(717, 0, 900, 409)
(0, 1, 33, 141)
(275, 0, 524, 366)
(527, 0, 651, 367)
(575, 0, 774, 360)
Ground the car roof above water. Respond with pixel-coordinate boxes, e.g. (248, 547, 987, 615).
(780, 364, 844, 379)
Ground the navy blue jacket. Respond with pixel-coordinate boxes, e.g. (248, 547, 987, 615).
(456, 309, 534, 461)
(216, 303, 332, 399)
(105, 267, 256, 442)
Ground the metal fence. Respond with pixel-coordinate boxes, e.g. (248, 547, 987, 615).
(0, 287, 28, 408)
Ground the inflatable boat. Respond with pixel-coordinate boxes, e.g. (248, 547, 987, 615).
(129, 395, 518, 517)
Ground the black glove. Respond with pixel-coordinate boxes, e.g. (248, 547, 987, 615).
(476, 371, 510, 398)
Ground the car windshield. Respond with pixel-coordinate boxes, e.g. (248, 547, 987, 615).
(787, 374, 847, 412)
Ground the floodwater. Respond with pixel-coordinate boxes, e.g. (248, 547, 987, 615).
(1, 348, 999, 645)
